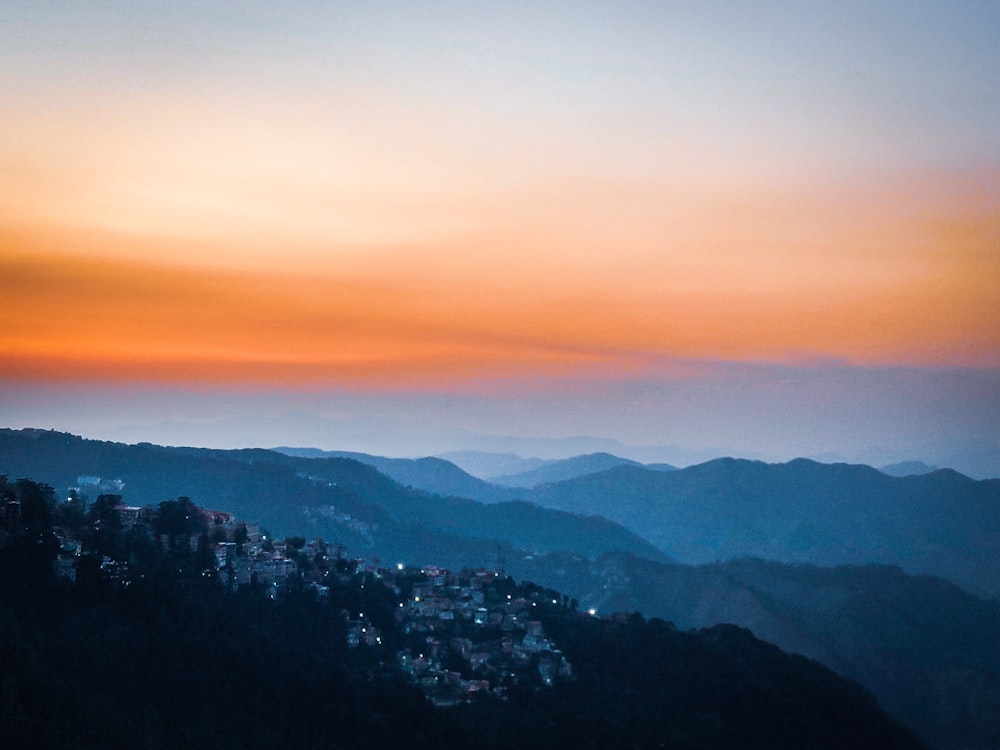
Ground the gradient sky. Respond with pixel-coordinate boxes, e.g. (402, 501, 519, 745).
(2, 2, 998, 473)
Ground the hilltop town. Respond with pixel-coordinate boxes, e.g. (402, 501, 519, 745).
(0, 473, 930, 749)
(5, 476, 573, 707)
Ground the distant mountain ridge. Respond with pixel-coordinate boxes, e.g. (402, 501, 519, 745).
(880, 460, 940, 477)
(273, 446, 520, 503)
(0, 428, 663, 571)
(278, 447, 679, 499)
(95, 410, 1000, 478)
(436, 450, 550, 479)
(489, 452, 644, 487)
(526, 457, 1000, 598)
(9, 430, 994, 596)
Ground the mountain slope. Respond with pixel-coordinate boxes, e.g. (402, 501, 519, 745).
(528, 458, 1000, 597)
(436, 450, 550, 479)
(262, 452, 667, 562)
(529, 553, 999, 750)
(490, 452, 644, 488)
(0, 513, 925, 750)
(274, 446, 521, 502)
(880, 460, 940, 477)
(0, 428, 663, 568)
(3, 429, 987, 748)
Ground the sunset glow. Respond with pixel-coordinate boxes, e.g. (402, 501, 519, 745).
(2, 2, 998, 465)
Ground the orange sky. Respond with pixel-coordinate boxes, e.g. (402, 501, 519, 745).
(2, 2, 999, 392)
(2, 166, 997, 388)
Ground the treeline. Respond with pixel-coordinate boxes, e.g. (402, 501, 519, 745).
(0, 477, 924, 749)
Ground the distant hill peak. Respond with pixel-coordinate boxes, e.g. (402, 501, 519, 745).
(879, 460, 940, 477)
(436, 450, 550, 479)
(489, 452, 642, 488)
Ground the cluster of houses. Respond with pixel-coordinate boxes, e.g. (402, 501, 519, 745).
(33, 486, 575, 706)
(381, 565, 573, 704)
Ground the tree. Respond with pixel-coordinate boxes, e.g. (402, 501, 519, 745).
(87, 494, 123, 558)
(234, 523, 249, 555)
(88, 494, 123, 528)
(56, 488, 88, 530)
(15, 478, 55, 537)
(156, 497, 205, 551)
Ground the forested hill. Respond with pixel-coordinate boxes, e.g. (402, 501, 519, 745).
(527, 457, 1000, 598)
(516, 550, 1000, 750)
(274, 446, 521, 502)
(0, 428, 664, 567)
(259, 441, 1000, 602)
(0, 477, 924, 750)
(4, 428, 998, 748)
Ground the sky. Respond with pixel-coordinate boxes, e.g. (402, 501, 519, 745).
(2, 2, 999, 475)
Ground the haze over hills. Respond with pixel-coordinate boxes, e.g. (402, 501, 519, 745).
(284, 444, 1000, 601)
(273, 447, 520, 504)
(87, 410, 1000, 479)
(4, 428, 1000, 748)
(97, 414, 736, 467)
(525, 458, 1000, 599)
(276, 447, 675, 501)
(6, 429, 996, 597)
(0, 428, 663, 570)
(806, 441, 1000, 481)
(489, 452, 646, 488)
(436, 451, 550, 480)
(880, 460, 940, 477)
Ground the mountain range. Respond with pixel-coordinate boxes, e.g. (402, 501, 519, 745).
(526, 458, 1000, 599)
(96, 411, 1000, 478)
(272, 443, 1000, 600)
(2, 427, 999, 748)
(879, 460, 940, 477)
(273, 446, 521, 503)
(0, 430, 662, 568)
(487, 452, 657, 487)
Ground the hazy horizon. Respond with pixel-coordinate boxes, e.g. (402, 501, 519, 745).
(2, 2, 997, 478)
(3, 365, 998, 478)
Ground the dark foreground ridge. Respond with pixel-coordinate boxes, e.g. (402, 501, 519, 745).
(0, 476, 923, 749)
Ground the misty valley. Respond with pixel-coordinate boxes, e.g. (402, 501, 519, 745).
(2, 427, 999, 750)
